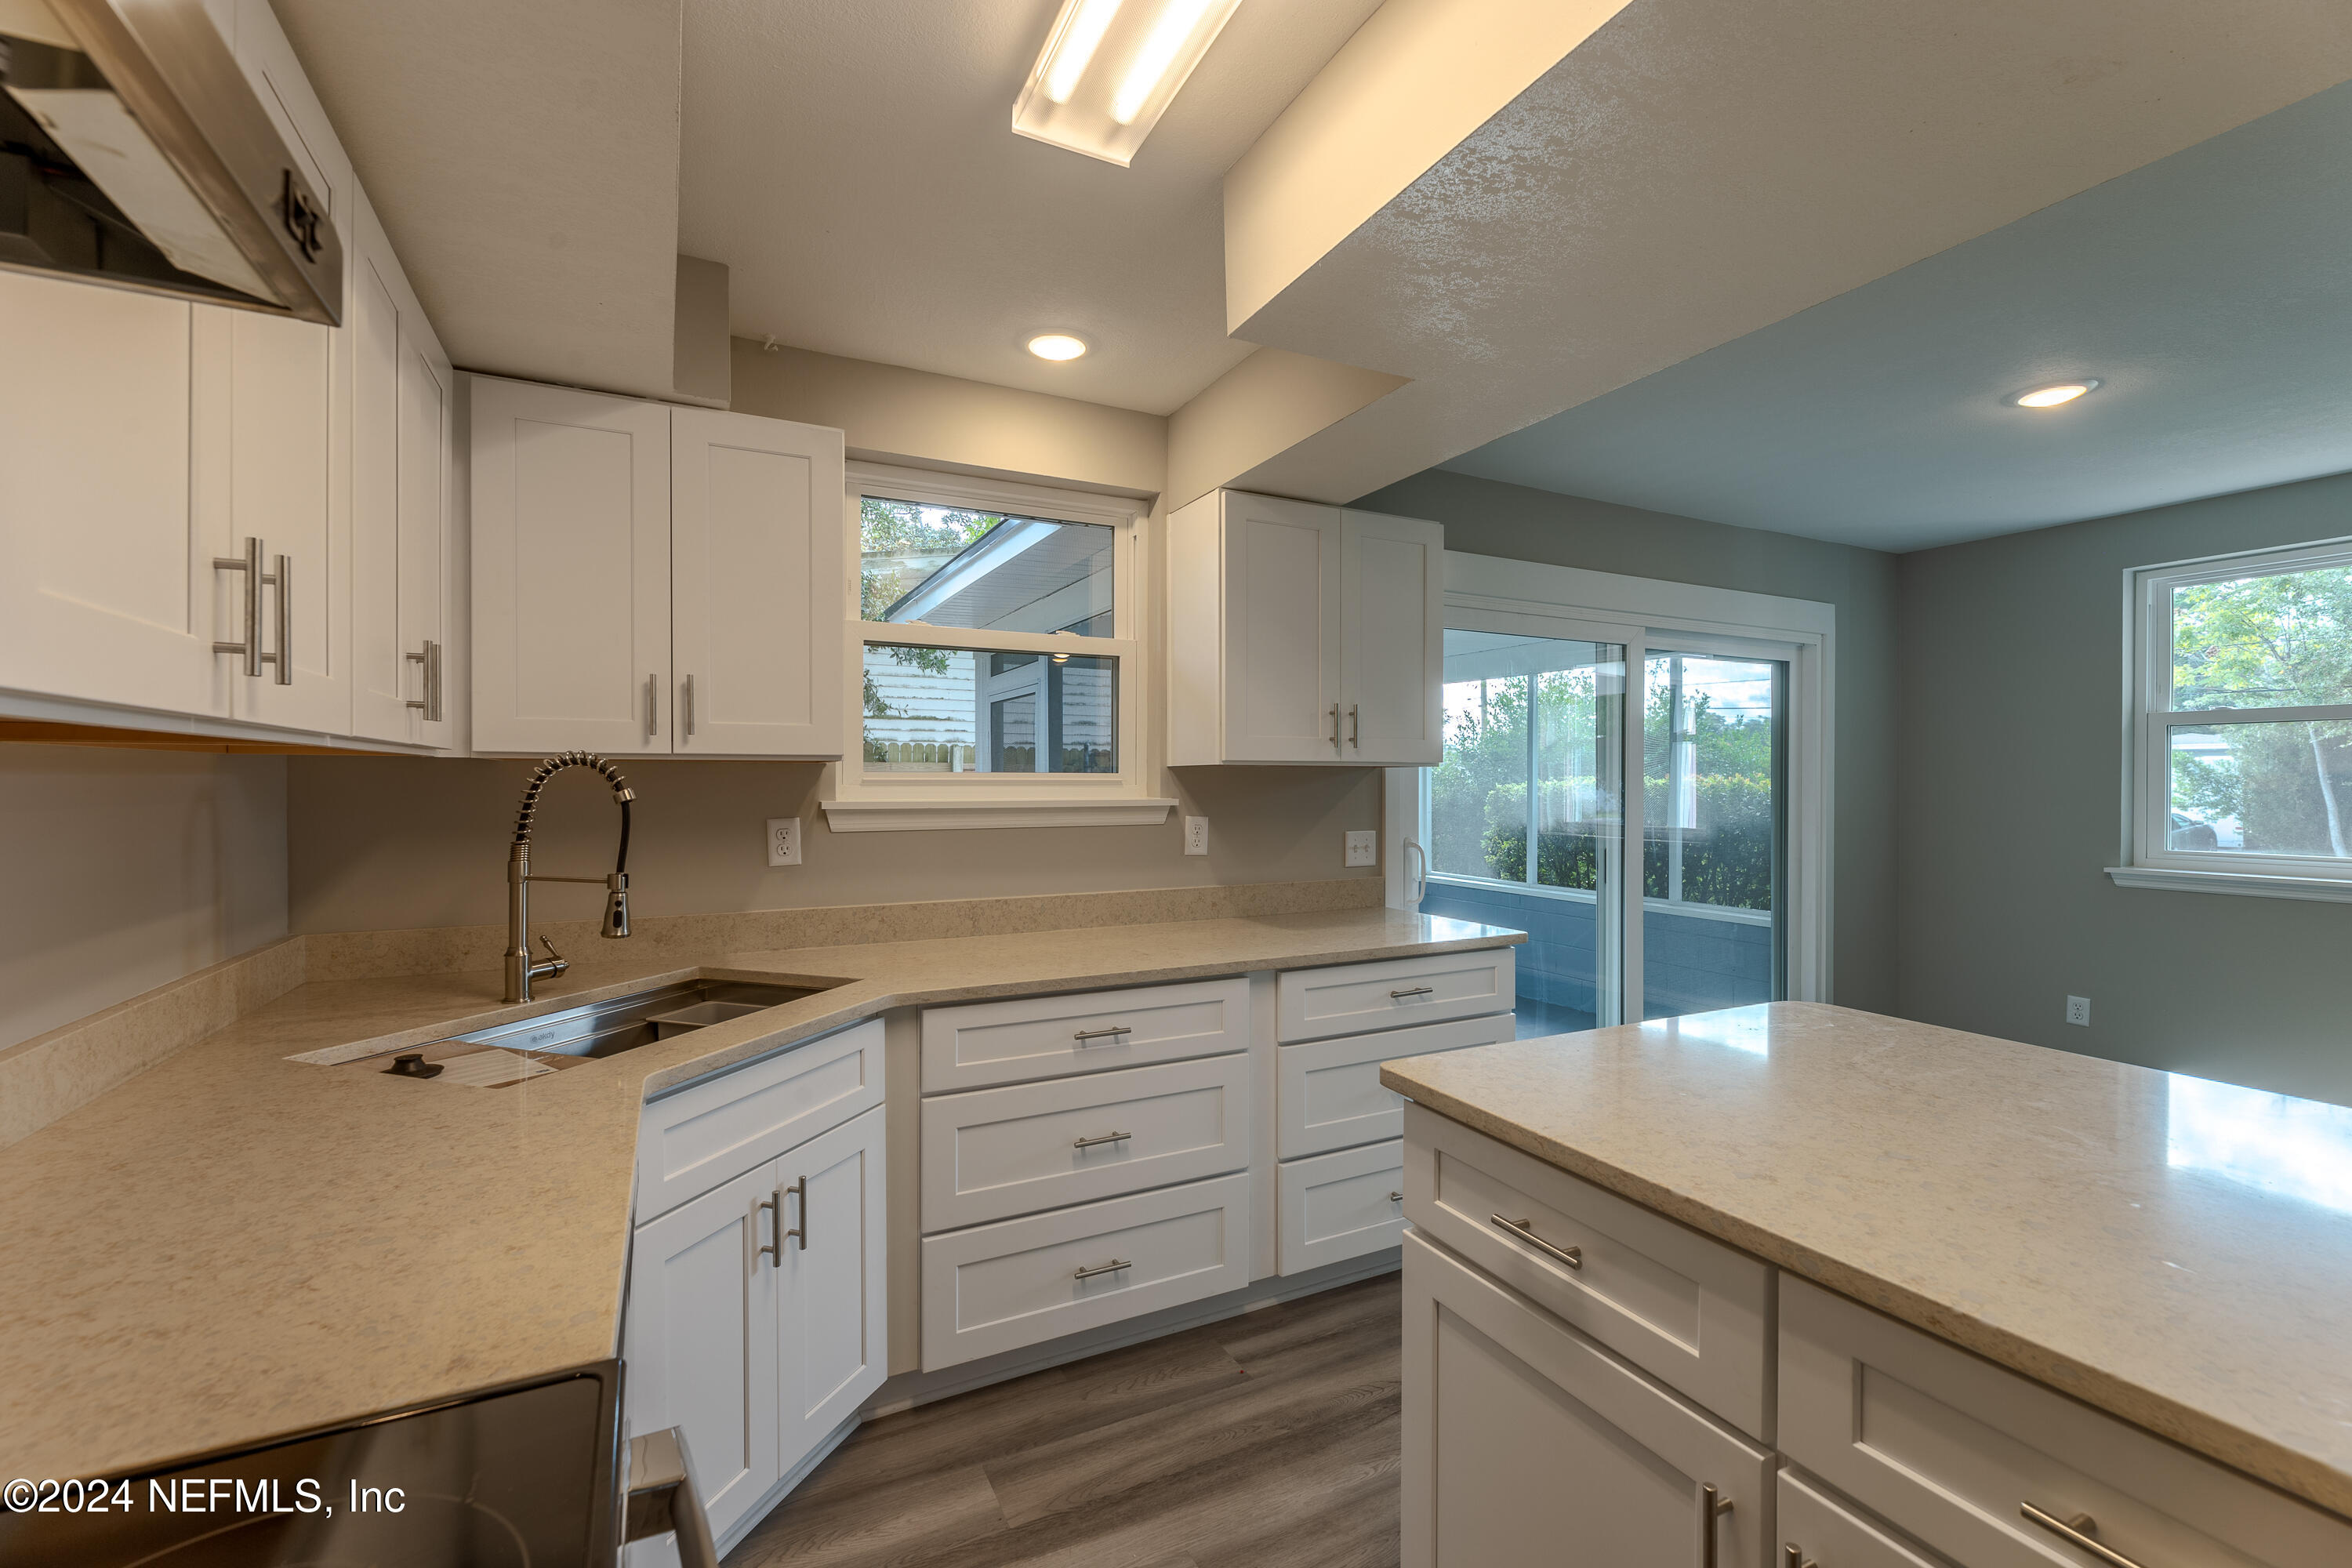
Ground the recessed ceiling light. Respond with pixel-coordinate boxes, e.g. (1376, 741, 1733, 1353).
(1012, 0, 1243, 166)
(2008, 379, 2102, 408)
(1027, 332, 1089, 361)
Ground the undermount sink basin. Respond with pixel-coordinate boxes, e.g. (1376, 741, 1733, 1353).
(423, 979, 830, 1061)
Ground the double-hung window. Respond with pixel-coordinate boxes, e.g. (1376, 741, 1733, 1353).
(827, 463, 1162, 829)
(2122, 539, 2352, 894)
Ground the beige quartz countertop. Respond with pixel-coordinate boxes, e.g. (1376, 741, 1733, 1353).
(0, 907, 1519, 1483)
(1381, 1001, 2352, 1519)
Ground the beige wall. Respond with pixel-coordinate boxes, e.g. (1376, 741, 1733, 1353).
(288, 342, 1382, 936)
(0, 746, 288, 1050)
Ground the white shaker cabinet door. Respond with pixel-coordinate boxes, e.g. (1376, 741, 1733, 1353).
(0, 274, 217, 716)
(470, 376, 671, 753)
(1339, 508, 1443, 766)
(348, 193, 456, 747)
(670, 408, 844, 757)
(623, 1160, 782, 1561)
(1401, 1230, 1773, 1568)
(1221, 492, 1343, 762)
(773, 1104, 887, 1472)
(193, 301, 350, 735)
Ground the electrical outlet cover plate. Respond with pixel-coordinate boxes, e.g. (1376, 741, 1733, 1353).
(1345, 829, 1377, 868)
(1183, 816, 1208, 856)
(766, 818, 802, 867)
(2065, 995, 2090, 1027)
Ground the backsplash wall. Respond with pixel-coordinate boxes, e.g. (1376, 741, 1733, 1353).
(285, 755, 1382, 934)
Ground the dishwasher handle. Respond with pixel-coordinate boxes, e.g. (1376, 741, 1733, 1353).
(623, 1425, 719, 1568)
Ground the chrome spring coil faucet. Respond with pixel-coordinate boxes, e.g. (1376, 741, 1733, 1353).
(506, 752, 635, 1003)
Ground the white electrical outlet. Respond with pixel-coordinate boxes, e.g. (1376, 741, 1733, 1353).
(1183, 816, 1209, 856)
(1345, 829, 1377, 867)
(2065, 995, 2090, 1027)
(765, 817, 801, 867)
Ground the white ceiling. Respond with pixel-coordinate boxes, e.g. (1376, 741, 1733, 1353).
(1439, 80, 2352, 552)
(677, 0, 1383, 416)
(272, 0, 686, 399)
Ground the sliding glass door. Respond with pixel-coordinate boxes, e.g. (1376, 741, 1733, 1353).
(1414, 624, 1791, 1033)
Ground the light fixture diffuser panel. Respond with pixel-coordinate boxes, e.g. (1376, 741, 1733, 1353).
(1013, 0, 1243, 166)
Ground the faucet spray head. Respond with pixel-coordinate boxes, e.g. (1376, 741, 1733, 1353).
(603, 872, 630, 938)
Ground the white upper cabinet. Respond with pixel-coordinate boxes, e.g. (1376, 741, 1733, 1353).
(670, 408, 844, 756)
(470, 377, 673, 755)
(471, 379, 846, 758)
(348, 192, 457, 747)
(1168, 489, 1442, 766)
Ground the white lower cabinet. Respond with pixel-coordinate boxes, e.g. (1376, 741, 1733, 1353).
(920, 1171, 1251, 1370)
(624, 1100, 885, 1565)
(1401, 1229, 1773, 1568)
(1778, 1470, 1945, 1568)
(1276, 1138, 1405, 1275)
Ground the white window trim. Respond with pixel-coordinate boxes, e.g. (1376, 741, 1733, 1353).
(1384, 550, 1835, 1013)
(822, 461, 1173, 832)
(2111, 536, 2352, 897)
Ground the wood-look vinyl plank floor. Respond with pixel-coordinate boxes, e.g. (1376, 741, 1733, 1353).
(724, 1273, 1403, 1568)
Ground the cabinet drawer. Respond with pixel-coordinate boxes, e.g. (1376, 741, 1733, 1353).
(921, 977, 1249, 1093)
(920, 1053, 1250, 1232)
(1279, 1011, 1513, 1158)
(1277, 1139, 1405, 1275)
(1401, 1229, 1774, 1568)
(1779, 1470, 1944, 1568)
(1780, 1275, 2352, 1568)
(1276, 949, 1514, 1042)
(1404, 1102, 1771, 1439)
(919, 1172, 1250, 1370)
(636, 1020, 882, 1222)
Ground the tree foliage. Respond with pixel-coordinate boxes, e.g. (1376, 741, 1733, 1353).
(858, 499, 1004, 717)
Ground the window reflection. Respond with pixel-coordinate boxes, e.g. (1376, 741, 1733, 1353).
(1639, 1006, 1771, 1056)
(2165, 1074, 2352, 1216)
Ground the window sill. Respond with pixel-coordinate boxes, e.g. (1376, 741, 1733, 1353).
(2105, 865, 2352, 904)
(821, 797, 1178, 833)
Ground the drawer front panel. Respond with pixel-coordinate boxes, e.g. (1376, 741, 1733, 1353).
(919, 1172, 1250, 1370)
(921, 977, 1249, 1092)
(1779, 1276, 2352, 1568)
(1276, 948, 1514, 1042)
(1277, 1138, 1406, 1275)
(920, 1052, 1251, 1232)
(1404, 1103, 1771, 1439)
(1778, 1470, 1944, 1568)
(1279, 1011, 1514, 1159)
(637, 1019, 884, 1222)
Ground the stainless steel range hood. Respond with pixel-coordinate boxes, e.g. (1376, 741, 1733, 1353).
(0, 0, 340, 323)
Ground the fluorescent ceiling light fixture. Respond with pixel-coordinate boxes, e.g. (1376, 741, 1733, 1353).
(1011, 0, 1243, 167)
(2008, 378, 2102, 408)
(1027, 332, 1089, 361)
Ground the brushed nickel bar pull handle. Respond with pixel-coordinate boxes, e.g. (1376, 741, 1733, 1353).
(405, 640, 442, 720)
(2022, 1504, 2148, 1568)
(1700, 1484, 1733, 1568)
(1330, 702, 1341, 752)
(1490, 1214, 1582, 1270)
(781, 1174, 808, 1252)
(212, 535, 263, 675)
(1388, 1191, 1403, 1203)
(646, 673, 659, 738)
(755, 1191, 781, 1267)
(1784, 1545, 1817, 1568)
(267, 552, 291, 684)
(1073, 1131, 1132, 1149)
(1073, 1258, 1131, 1281)
(1349, 703, 1360, 747)
(1391, 985, 1435, 999)
(1073, 1025, 1133, 1043)
(682, 673, 695, 738)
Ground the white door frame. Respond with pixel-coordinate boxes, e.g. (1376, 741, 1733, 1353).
(1386, 550, 1836, 1013)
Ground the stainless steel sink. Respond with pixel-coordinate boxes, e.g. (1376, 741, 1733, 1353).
(423, 979, 830, 1061)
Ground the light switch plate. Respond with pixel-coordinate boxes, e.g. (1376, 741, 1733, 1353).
(1183, 816, 1209, 856)
(766, 818, 802, 867)
(1344, 829, 1377, 867)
